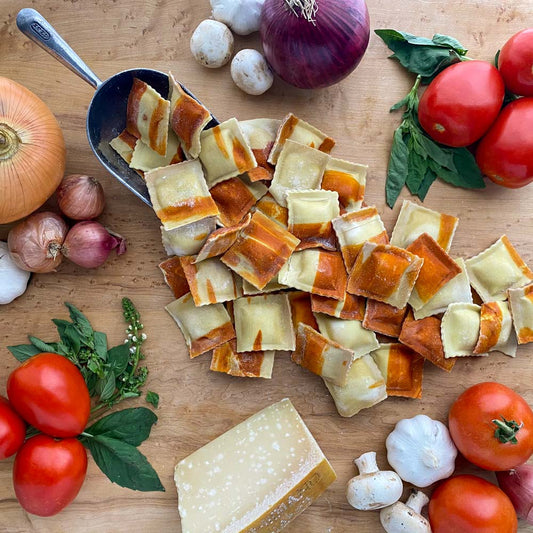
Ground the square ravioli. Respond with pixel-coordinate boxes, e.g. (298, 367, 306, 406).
(406, 233, 461, 311)
(254, 192, 289, 227)
(159, 257, 190, 299)
(287, 190, 339, 251)
(390, 199, 458, 252)
(292, 323, 354, 386)
(268, 113, 335, 165)
(210, 340, 274, 378)
(311, 292, 366, 321)
(126, 78, 170, 156)
(242, 274, 287, 295)
(210, 174, 267, 227)
(441, 302, 485, 358)
(363, 299, 408, 338)
(199, 117, 257, 188)
(321, 156, 367, 212)
(279, 249, 347, 300)
(315, 313, 379, 358)
(161, 217, 216, 257)
(347, 242, 424, 309)
(399, 312, 455, 372)
(165, 294, 235, 358)
(179, 256, 242, 306)
(371, 343, 424, 399)
(413, 257, 472, 320)
(324, 354, 387, 418)
(465, 235, 533, 302)
(110, 130, 138, 165)
(168, 71, 211, 159)
(194, 214, 251, 263)
(288, 291, 319, 330)
(233, 294, 295, 352)
(129, 130, 184, 173)
(221, 210, 300, 290)
(508, 283, 533, 344)
(269, 140, 330, 207)
(239, 118, 280, 182)
(473, 301, 517, 356)
(332, 207, 389, 272)
(146, 160, 219, 231)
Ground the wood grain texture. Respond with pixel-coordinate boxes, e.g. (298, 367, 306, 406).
(1, 0, 532, 531)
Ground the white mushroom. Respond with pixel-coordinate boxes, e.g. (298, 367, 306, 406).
(380, 490, 432, 533)
(346, 451, 403, 511)
(0, 241, 30, 304)
(210, 0, 265, 35)
(190, 19, 234, 68)
(230, 49, 274, 95)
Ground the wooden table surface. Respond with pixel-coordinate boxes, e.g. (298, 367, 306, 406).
(1, 1, 533, 531)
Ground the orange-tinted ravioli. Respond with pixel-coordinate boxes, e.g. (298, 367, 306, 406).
(363, 299, 408, 338)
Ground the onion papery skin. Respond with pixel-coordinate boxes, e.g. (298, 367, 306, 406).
(497, 464, 533, 523)
(7, 212, 68, 273)
(0, 77, 66, 224)
(260, 0, 370, 89)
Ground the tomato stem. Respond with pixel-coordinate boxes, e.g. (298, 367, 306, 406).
(492, 416, 523, 444)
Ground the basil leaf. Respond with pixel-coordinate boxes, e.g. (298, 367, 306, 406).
(416, 167, 438, 200)
(28, 336, 59, 354)
(98, 372, 116, 401)
(405, 146, 429, 194)
(86, 407, 157, 446)
(82, 434, 164, 492)
(8, 344, 41, 362)
(63, 323, 82, 355)
(65, 302, 94, 339)
(386, 128, 410, 208)
(52, 318, 72, 338)
(413, 132, 457, 170)
(93, 331, 108, 361)
(146, 392, 159, 409)
(452, 149, 485, 188)
(107, 344, 131, 376)
(375, 29, 467, 82)
(432, 34, 468, 54)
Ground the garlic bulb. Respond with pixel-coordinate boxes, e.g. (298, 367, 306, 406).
(386, 414, 457, 488)
(210, 0, 265, 35)
(0, 241, 30, 304)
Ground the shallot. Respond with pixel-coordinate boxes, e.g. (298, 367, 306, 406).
(56, 174, 105, 220)
(62, 221, 126, 269)
(497, 463, 533, 524)
(8, 212, 68, 273)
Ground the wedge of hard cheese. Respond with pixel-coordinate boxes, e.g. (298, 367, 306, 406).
(174, 398, 336, 533)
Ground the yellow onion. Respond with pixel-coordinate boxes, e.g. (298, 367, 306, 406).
(0, 77, 66, 224)
(8, 212, 68, 273)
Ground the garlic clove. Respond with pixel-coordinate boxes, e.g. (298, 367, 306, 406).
(0, 242, 30, 304)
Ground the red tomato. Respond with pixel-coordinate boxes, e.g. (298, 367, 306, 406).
(476, 97, 533, 188)
(7, 353, 90, 438)
(13, 434, 87, 516)
(0, 396, 26, 460)
(418, 60, 505, 147)
(448, 382, 533, 471)
(498, 28, 533, 96)
(429, 475, 518, 533)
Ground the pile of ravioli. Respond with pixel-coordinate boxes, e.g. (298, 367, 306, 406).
(111, 77, 533, 418)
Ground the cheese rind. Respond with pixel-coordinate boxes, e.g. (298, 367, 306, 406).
(174, 398, 336, 533)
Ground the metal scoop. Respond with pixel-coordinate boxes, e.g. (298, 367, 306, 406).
(16, 8, 218, 206)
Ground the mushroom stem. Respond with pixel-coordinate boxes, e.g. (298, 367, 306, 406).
(354, 451, 379, 474)
(405, 490, 429, 514)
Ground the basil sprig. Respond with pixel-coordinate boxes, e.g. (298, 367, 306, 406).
(8, 300, 163, 493)
(375, 29, 486, 207)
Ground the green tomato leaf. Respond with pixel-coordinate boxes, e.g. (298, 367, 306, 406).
(107, 344, 132, 376)
(386, 128, 411, 208)
(86, 407, 157, 446)
(93, 331, 108, 361)
(82, 434, 164, 492)
(146, 391, 160, 409)
(7, 344, 41, 362)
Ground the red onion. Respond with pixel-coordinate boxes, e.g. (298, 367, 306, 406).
(497, 464, 533, 524)
(56, 174, 105, 221)
(260, 0, 370, 89)
(62, 221, 126, 269)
